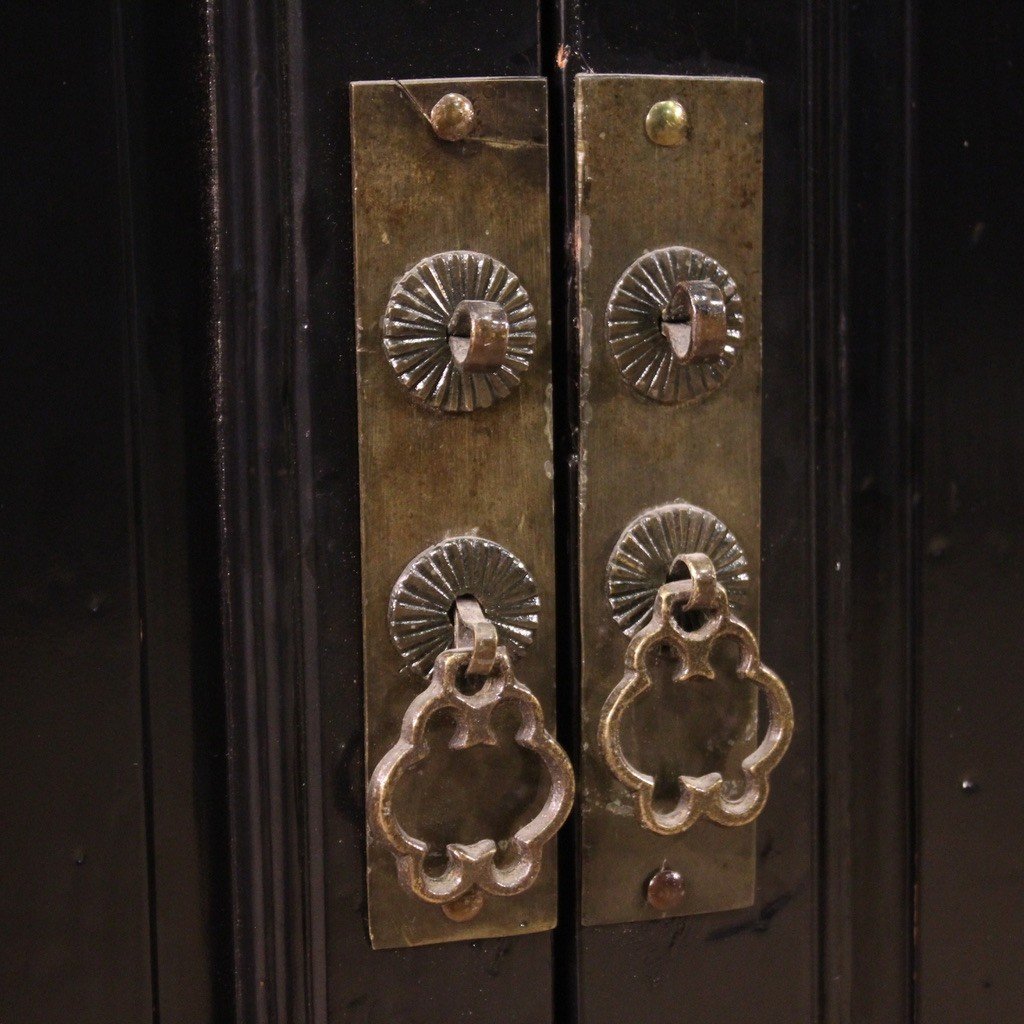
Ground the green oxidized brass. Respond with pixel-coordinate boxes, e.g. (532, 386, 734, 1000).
(351, 78, 558, 949)
(576, 75, 766, 925)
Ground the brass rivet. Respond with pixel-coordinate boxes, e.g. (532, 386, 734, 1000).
(442, 889, 485, 922)
(430, 92, 477, 142)
(646, 867, 687, 912)
(645, 100, 689, 147)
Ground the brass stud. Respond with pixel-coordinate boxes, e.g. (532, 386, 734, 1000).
(645, 866, 687, 912)
(430, 92, 477, 142)
(442, 888, 485, 922)
(645, 99, 689, 147)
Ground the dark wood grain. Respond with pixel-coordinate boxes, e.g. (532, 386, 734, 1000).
(1, 2, 231, 1020)
(846, 0, 915, 1019)
(0, 3, 153, 1020)
(120, 3, 234, 1020)
(915, 2, 1024, 1018)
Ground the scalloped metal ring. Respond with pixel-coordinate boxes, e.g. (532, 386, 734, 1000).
(606, 246, 743, 403)
(606, 502, 750, 636)
(383, 250, 537, 412)
(389, 536, 539, 676)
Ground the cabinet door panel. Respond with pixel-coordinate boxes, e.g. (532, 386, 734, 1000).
(556, 4, 820, 1022)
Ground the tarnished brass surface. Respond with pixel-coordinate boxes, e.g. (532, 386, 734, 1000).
(351, 78, 556, 948)
(645, 99, 689, 147)
(429, 92, 477, 142)
(576, 75, 764, 925)
(661, 278, 729, 365)
(448, 300, 510, 374)
(367, 643, 574, 914)
(599, 555, 793, 834)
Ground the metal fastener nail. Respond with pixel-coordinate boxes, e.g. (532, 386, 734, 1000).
(442, 888, 485, 922)
(430, 92, 477, 142)
(646, 866, 687, 912)
(645, 100, 689, 147)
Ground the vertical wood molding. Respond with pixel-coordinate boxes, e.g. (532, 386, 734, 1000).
(211, 1, 553, 1021)
(809, 0, 854, 1019)
(845, 0, 916, 1019)
(209, 2, 326, 1020)
(118, 2, 234, 1018)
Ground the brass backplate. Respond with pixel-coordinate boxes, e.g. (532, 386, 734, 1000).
(351, 78, 556, 948)
(576, 75, 764, 926)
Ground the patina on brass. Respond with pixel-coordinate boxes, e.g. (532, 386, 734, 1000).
(429, 91, 476, 141)
(661, 278, 729, 364)
(599, 555, 793, 833)
(351, 77, 556, 948)
(645, 99, 689, 147)
(576, 75, 765, 926)
(646, 866, 687, 912)
(368, 591, 574, 924)
(447, 300, 509, 374)
(606, 245, 743, 404)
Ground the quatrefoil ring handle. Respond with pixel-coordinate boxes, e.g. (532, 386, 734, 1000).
(598, 551, 793, 835)
(370, 558, 574, 922)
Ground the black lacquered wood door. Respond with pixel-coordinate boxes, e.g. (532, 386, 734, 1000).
(212, 1, 827, 1021)
(210, 1, 1022, 1021)
(6, 1, 1023, 1022)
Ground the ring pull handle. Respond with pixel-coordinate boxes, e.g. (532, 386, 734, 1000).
(598, 552, 793, 835)
(369, 595, 574, 922)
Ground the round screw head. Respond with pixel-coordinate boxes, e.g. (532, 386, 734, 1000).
(442, 888, 485, 922)
(430, 92, 477, 142)
(646, 867, 687, 912)
(645, 100, 689, 147)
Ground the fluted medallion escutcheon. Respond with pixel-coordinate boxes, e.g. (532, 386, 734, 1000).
(607, 246, 743, 404)
(607, 502, 750, 636)
(389, 537, 540, 676)
(383, 250, 537, 412)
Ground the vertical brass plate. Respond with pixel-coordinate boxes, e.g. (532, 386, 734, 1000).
(576, 75, 764, 926)
(351, 79, 556, 949)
